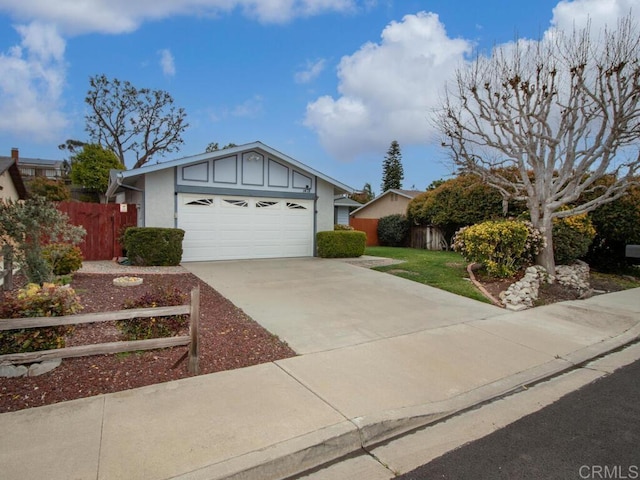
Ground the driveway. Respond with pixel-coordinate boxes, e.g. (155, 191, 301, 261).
(183, 257, 505, 354)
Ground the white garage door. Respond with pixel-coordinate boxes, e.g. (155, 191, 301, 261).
(177, 193, 314, 261)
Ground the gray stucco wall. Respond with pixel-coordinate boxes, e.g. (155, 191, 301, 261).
(144, 168, 175, 228)
(316, 178, 335, 233)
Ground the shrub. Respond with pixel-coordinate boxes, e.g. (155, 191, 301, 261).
(453, 220, 544, 277)
(334, 224, 354, 231)
(0, 283, 82, 354)
(117, 285, 188, 340)
(123, 227, 185, 266)
(586, 182, 640, 271)
(377, 214, 410, 247)
(42, 243, 84, 275)
(317, 230, 366, 258)
(553, 213, 596, 265)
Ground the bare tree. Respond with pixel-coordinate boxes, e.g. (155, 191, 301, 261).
(85, 75, 189, 169)
(437, 15, 640, 274)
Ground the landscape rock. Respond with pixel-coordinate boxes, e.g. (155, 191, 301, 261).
(499, 262, 590, 311)
(28, 359, 63, 377)
(0, 365, 28, 378)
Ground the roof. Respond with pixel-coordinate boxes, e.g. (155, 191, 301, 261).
(349, 188, 424, 216)
(0, 156, 63, 167)
(334, 195, 364, 208)
(107, 141, 354, 197)
(0, 158, 28, 199)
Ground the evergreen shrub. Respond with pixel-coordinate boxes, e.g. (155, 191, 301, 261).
(123, 227, 185, 266)
(317, 230, 366, 258)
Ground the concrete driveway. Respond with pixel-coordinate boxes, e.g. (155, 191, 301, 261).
(183, 257, 505, 354)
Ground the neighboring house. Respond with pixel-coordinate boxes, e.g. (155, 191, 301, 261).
(106, 141, 354, 262)
(0, 156, 27, 201)
(1, 148, 64, 180)
(334, 194, 363, 225)
(349, 189, 423, 247)
(349, 189, 423, 220)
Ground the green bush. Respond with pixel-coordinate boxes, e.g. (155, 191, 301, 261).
(586, 182, 640, 271)
(117, 285, 188, 340)
(42, 243, 84, 275)
(552, 213, 596, 265)
(0, 283, 82, 354)
(377, 214, 410, 247)
(123, 227, 185, 266)
(452, 220, 544, 277)
(317, 230, 366, 258)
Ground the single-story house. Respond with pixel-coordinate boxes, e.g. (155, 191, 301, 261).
(350, 189, 423, 220)
(0, 156, 27, 201)
(334, 194, 363, 225)
(106, 141, 354, 262)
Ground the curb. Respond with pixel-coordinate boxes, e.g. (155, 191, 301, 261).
(175, 324, 640, 480)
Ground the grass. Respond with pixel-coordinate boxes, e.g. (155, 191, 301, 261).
(365, 246, 489, 303)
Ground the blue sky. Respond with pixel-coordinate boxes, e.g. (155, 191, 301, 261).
(0, 0, 637, 194)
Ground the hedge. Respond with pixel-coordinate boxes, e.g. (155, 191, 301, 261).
(123, 227, 185, 266)
(316, 230, 366, 258)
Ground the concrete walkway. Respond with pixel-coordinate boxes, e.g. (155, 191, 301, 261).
(1, 259, 639, 480)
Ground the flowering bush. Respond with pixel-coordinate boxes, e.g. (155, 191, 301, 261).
(453, 220, 544, 277)
(0, 283, 82, 354)
(334, 224, 354, 231)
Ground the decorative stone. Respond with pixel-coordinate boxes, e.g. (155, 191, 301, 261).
(113, 276, 143, 287)
(0, 365, 28, 378)
(28, 359, 62, 377)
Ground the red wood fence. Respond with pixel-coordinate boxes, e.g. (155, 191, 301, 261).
(350, 218, 379, 246)
(57, 202, 138, 261)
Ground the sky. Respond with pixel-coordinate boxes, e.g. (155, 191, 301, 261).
(0, 0, 638, 194)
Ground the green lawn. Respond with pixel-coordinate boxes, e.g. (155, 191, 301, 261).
(365, 246, 489, 303)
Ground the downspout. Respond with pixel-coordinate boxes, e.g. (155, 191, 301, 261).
(313, 176, 318, 257)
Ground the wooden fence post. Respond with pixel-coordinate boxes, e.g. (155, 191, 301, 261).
(188, 286, 200, 375)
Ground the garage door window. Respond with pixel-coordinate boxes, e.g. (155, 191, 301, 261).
(186, 198, 214, 206)
(256, 201, 278, 208)
(287, 202, 307, 210)
(223, 199, 249, 207)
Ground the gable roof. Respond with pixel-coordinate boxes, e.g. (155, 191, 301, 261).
(349, 188, 423, 216)
(334, 195, 364, 208)
(0, 158, 28, 199)
(107, 141, 353, 197)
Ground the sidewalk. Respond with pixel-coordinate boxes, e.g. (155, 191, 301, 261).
(1, 289, 638, 480)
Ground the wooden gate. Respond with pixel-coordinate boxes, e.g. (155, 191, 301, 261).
(57, 202, 138, 261)
(350, 218, 379, 246)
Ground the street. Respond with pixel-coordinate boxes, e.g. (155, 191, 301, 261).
(397, 356, 640, 479)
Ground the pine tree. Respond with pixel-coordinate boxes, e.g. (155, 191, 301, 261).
(381, 140, 404, 192)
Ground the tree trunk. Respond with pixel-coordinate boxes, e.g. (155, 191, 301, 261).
(536, 214, 556, 276)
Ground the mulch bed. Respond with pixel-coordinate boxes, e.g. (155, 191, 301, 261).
(0, 273, 296, 413)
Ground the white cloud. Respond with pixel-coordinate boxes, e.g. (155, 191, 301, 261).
(158, 49, 176, 76)
(0, 22, 68, 141)
(0, 0, 358, 35)
(231, 95, 264, 118)
(294, 58, 326, 84)
(304, 2, 640, 162)
(304, 11, 472, 160)
(551, 0, 640, 33)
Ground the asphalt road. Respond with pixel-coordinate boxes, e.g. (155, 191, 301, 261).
(397, 357, 640, 480)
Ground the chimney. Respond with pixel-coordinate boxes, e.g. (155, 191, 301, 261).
(11, 148, 18, 163)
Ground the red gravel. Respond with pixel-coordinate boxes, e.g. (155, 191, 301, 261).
(0, 273, 296, 413)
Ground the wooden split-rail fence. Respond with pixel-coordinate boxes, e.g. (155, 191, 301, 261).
(0, 287, 201, 375)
